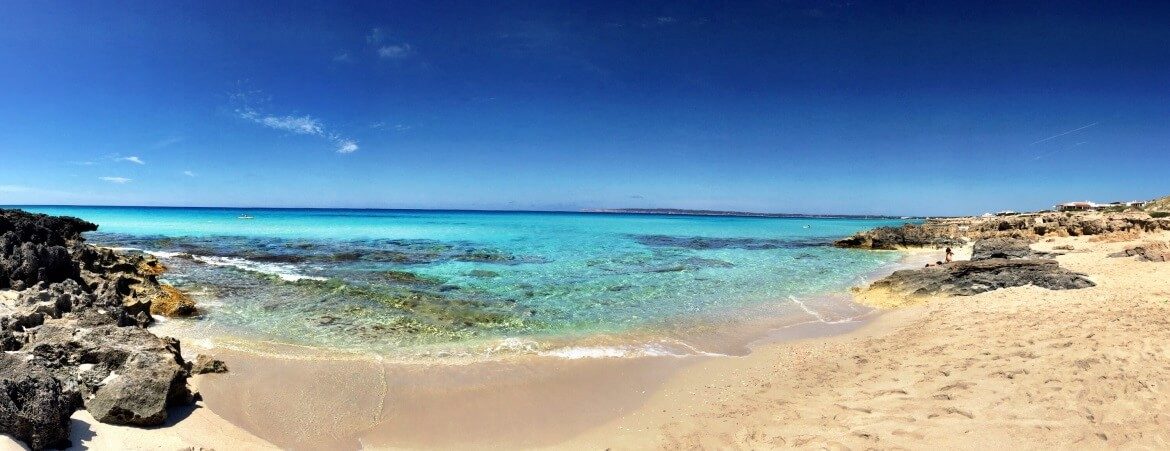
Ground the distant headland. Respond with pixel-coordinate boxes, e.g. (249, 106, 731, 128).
(583, 208, 912, 220)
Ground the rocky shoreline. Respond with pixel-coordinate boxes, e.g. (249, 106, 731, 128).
(844, 210, 1170, 306)
(834, 210, 1170, 250)
(0, 209, 214, 449)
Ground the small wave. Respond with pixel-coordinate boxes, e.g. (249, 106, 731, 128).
(145, 250, 185, 258)
(788, 295, 856, 324)
(540, 341, 726, 360)
(190, 255, 327, 282)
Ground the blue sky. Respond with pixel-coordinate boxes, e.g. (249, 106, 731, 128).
(1, 1, 1168, 216)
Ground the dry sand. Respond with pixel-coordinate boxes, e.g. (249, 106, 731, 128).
(563, 232, 1170, 449)
(5, 233, 1167, 450)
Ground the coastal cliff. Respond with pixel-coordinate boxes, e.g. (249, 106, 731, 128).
(0, 209, 202, 449)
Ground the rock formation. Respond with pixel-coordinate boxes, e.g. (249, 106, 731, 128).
(867, 258, 1094, 297)
(969, 237, 1060, 260)
(1109, 241, 1170, 262)
(192, 354, 229, 374)
(836, 211, 1170, 250)
(832, 224, 964, 250)
(0, 209, 202, 449)
(860, 237, 1094, 300)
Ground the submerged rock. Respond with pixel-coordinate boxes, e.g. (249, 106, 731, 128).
(631, 234, 802, 250)
(381, 270, 442, 285)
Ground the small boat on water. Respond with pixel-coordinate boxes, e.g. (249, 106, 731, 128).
(237, 214, 254, 220)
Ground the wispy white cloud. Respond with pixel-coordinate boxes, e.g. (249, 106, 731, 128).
(117, 156, 146, 165)
(378, 44, 412, 59)
(68, 161, 96, 166)
(333, 51, 352, 63)
(258, 115, 323, 135)
(99, 176, 131, 184)
(335, 139, 359, 154)
(183, 170, 196, 177)
(233, 91, 359, 154)
(371, 122, 413, 132)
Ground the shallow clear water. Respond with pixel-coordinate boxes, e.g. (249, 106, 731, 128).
(19, 206, 909, 358)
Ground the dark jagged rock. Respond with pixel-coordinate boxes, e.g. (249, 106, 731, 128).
(0, 209, 96, 290)
(0, 209, 201, 448)
(192, 354, 229, 374)
(833, 224, 964, 250)
(0, 354, 82, 450)
(868, 258, 1095, 297)
(1108, 242, 1169, 262)
(970, 237, 1059, 261)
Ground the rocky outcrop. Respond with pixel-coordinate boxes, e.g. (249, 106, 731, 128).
(192, 354, 229, 374)
(833, 224, 964, 250)
(836, 211, 1170, 250)
(0, 210, 96, 290)
(152, 285, 197, 317)
(1109, 242, 1169, 262)
(859, 237, 1094, 301)
(0, 209, 201, 449)
(970, 237, 1059, 260)
(867, 258, 1094, 297)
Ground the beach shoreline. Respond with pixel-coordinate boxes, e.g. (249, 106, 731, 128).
(7, 215, 1168, 449)
(24, 244, 942, 450)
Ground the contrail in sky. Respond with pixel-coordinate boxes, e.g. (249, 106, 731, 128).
(1033, 141, 1086, 160)
(1030, 122, 1098, 145)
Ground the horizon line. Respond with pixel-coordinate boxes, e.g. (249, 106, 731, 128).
(3, 203, 927, 219)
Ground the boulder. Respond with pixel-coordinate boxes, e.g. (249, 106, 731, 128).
(67, 326, 194, 426)
(192, 354, 229, 374)
(0, 354, 82, 450)
(151, 285, 197, 317)
(867, 258, 1095, 297)
(85, 351, 192, 426)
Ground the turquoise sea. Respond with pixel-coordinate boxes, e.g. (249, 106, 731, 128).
(19, 206, 910, 360)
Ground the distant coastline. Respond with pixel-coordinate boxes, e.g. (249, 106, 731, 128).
(584, 208, 915, 220)
(7, 204, 918, 220)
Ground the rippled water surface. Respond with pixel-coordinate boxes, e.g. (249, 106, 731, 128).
(21, 206, 910, 358)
